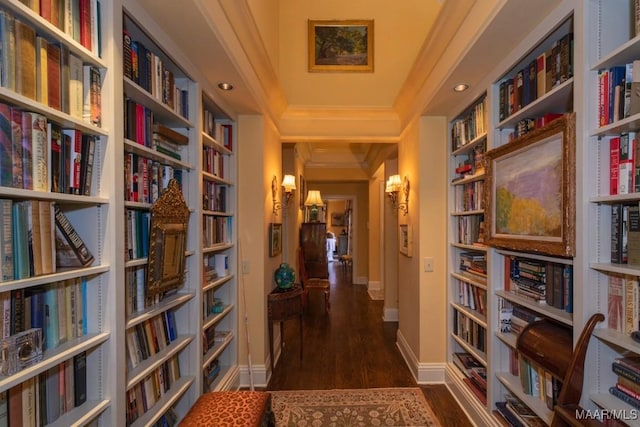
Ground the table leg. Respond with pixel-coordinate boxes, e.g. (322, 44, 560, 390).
(268, 320, 274, 372)
(299, 314, 303, 362)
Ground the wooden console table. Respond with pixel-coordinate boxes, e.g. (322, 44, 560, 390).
(267, 285, 304, 371)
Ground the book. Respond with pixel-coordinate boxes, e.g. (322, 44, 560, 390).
(21, 111, 33, 190)
(31, 113, 48, 192)
(46, 42, 62, 110)
(21, 377, 35, 427)
(620, 132, 636, 194)
(0, 103, 12, 187)
(73, 351, 86, 406)
(0, 11, 16, 92)
(12, 201, 30, 279)
(610, 385, 640, 409)
(8, 384, 22, 427)
(152, 124, 188, 145)
(0, 199, 13, 282)
(68, 52, 83, 120)
(79, 134, 95, 196)
(49, 123, 63, 193)
(15, 19, 36, 101)
(608, 274, 624, 332)
(35, 36, 48, 106)
(10, 108, 23, 189)
(53, 204, 94, 267)
(625, 276, 639, 334)
(629, 204, 640, 266)
(62, 129, 82, 194)
(44, 366, 59, 423)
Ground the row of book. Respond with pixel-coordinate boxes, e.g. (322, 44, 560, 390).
(497, 32, 573, 121)
(452, 143, 484, 182)
(203, 253, 229, 283)
(125, 265, 146, 316)
(203, 358, 221, 392)
(459, 251, 487, 281)
(202, 117, 233, 152)
(507, 112, 563, 142)
(0, 103, 97, 195)
(126, 355, 181, 426)
(500, 301, 543, 336)
(517, 356, 563, 411)
(16, 0, 101, 56)
(607, 274, 640, 336)
(495, 393, 546, 427)
(451, 98, 486, 151)
(15, 277, 86, 352)
(505, 256, 574, 313)
(455, 279, 487, 316)
(452, 309, 486, 353)
(0, 200, 94, 282)
(203, 216, 232, 248)
(453, 180, 484, 212)
(0, 10, 101, 124)
(203, 145, 229, 180)
(0, 352, 87, 426)
(203, 181, 228, 213)
(203, 325, 231, 356)
(609, 133, 639, 197)
(610, 356, 640, 411)
(125, 309, 178, 372)
(124, 152, 183, 204)
(611, 203, 640, 266)
(124, 98, 189, 150)
(452, 351, 487, 405)
(456, 215, 484, 246)
(598, 61, 640, 128)
(125, 208, 150, 261)
(122, 29, 189, 119)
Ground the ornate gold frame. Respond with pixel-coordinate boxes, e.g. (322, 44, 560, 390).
(308, 19, 374, 72)
(147, 179, 190, 299)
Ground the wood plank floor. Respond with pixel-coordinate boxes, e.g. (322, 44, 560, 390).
(265, 261, 474, 427)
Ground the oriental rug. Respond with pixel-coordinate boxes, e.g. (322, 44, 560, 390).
(270, 387, 441, 426)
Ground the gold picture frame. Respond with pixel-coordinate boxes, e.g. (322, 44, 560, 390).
(484, 113, 575, 257)
(147, 179, 190, 299)
(308, 19, 374, 72)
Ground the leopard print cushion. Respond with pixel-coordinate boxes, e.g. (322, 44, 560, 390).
(180, 391, 272, 427)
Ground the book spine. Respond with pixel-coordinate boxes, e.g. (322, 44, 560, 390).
(73, 351, 86, 406)
(53, 204, 94, 266)
(610, 385, 640, 409)
(0, 200, 13, 282)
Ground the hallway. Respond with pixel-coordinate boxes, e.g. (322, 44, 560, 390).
(266, 262, 473, 426)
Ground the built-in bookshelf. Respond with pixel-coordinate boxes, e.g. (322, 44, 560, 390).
(121, 9, 197, 426)
(198, 93, 238, 394)
(0, 0, 114, 425)
(446, 4, 581, 425)
(447, 93, 490, 414)
(585, 1, 640, 423)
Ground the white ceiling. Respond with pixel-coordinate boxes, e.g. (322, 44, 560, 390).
(131, 0, 562, 174)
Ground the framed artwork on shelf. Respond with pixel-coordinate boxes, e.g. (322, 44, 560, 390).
(399, 224, 412, 257)
(308, 19, 374, 72)
(269, 223, 283, 257)
(484, 113, 575, 257)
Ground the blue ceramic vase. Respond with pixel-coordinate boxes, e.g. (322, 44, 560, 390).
(274, 263, 295, 289)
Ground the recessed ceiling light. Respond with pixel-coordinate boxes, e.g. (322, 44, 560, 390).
(218, 82, 234, 91)
(453, 84, 469, 92)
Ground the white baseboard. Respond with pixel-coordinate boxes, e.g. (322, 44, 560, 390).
(383, 306, 398, 322)
(396, 329, 446, 383)
(368, 280, 382, 291)
(239, 363, 269, 389)
(445, 366, 495, 426)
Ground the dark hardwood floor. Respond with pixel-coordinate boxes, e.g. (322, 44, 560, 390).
(266, 260, 473, 427)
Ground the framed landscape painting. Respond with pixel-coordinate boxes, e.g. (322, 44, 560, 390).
(484, 113, 575, 257)
(308, 20, 374, 72)
(269, 223, 282, 257)
(399, 224, 412, 257)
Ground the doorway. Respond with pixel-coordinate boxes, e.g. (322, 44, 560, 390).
(324, 197, 355, 278)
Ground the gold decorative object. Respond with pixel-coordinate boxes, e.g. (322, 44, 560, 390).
(147, 179, 190, 300)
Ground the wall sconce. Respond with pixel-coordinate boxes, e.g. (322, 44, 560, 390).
(272, 174, 296, 215)
(304, 190, 324, 222)
(385, 174, 409, 215)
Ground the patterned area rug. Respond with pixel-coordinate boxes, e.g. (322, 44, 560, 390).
(270, 387, 441, 426)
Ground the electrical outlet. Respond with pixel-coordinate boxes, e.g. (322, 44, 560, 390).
(424, 257, 434, 272)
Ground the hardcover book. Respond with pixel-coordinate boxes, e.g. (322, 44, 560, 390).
(53, 204, 94, 267)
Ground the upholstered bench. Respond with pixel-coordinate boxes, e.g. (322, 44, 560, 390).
(180, 391, 274, 427)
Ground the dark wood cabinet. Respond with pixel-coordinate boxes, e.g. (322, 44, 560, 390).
(300, 222, 328, 279)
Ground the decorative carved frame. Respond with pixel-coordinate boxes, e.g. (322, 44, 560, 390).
(147, 179, 190, 299)
(484, 113, 575, 257)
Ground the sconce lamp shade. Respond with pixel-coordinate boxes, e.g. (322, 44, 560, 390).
(282, 174, 296, 192)
(304, 190, 324, 207)
(385, 174, 402, 193)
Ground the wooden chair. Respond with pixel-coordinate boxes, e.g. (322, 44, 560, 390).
(516, 313, 605, 427)
(298, 248, 330, 313)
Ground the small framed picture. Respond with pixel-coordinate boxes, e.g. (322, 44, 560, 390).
(308, 19, 374, 72)
(269, 223, 282, 257)
(399, 224, 412, 257)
